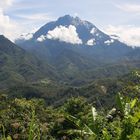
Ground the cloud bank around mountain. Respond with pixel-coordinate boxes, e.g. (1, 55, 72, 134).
(105, 25, 140, 47)
(86, 39, 96, 46)
(19, 33, 33, 40)
(46, 25, 82, 44)
(104, 39, 114, 45)
(37, 35, 46, 42)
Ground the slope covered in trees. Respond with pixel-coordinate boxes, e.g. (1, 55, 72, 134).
(0, 35, 60, 89)
(0, 71, 140, 140)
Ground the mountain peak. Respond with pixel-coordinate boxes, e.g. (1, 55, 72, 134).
(58, 14, 80, 20)
(59, 14, 74, 20)
(19, 14, 110, 45)
(56, 15, 95, 32)
(57, 14, 81, 25)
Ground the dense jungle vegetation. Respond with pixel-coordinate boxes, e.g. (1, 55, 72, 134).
(0, 71, 140, 140)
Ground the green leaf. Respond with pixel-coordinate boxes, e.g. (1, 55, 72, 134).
(7, 136, 12, 140)
(102, 128, 111, 140)
(130, 99, 137, 109)
(116, 93, 124, 114)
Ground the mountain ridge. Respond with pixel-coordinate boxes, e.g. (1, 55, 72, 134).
(2, 15, 140, 86)
(14, 15, 140, 85)
(16, 15, 135, 64)
(0, 35, 60, 88)
(1, 15, 140, 104)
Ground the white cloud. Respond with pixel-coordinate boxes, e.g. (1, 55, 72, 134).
(86, 38, 96, 46)
(90, 28, 96, 34)
(104, 25, 140, 47)
(0, 9, 30, 41)
(46, 25, 82, 44)
(15, 13, 52, 22)
(0, 9, 17, 40)
(19, 33, 33, 40)
(0, 10, 11, 31)
(96, 33, 99, 36)
(0, 0, 20, 41)
(37, 35, 46, 42)
(0, 0, 53, 41)
(104, 39, 114, 45)
(0, 0, 13, 9)
(117, 4, 140, 13)
(110, 35, 120, 40)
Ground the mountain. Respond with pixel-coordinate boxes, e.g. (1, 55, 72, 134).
(16, 15, 140, 85)
(17, 15, 132, 61)
(1, 15, 140, 105)
(0, 35, 59, 88)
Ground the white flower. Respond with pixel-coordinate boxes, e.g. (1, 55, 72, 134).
(124, 103, 131, 115)
(92, 107, 97, 121)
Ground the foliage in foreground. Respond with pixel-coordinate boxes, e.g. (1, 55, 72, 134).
(0, 71, 140, 140)
(0, 93, 140, 140)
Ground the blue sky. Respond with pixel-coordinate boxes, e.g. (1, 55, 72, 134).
(0, 0, 140, 46)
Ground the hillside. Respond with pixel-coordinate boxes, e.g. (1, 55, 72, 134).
(4, 70, 140, 108)
(0, 35, 59, 88)
(0, 70, 140, 139)
(1, 15, 140, 105)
